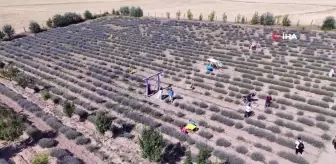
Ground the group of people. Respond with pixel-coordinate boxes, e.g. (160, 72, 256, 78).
(180, 120, 197, 134)
(157, 86, 175, 103)
(244, 92, 272, 118)
(243, 93, 307, 156)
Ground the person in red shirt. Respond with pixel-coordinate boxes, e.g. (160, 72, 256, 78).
(265, 93, 272, 108)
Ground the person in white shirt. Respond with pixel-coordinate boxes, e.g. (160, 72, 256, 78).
(244, 103, 252, 118)
(158, 87, 163, 100)
(295, 137, 304, 155)
(329, 68, 334, 77)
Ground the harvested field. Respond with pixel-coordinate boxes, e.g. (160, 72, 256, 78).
(1, 16, 336, 164)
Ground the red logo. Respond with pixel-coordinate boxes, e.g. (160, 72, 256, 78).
(272, 32, 281, 41)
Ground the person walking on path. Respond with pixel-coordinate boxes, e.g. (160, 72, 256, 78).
(332, 135, 336, 151)
(158, 87, 163, 100)
(265, 93, 272, 108)
(244, 103, 252, 118)
(168, 88, 175, 103)
(295, 137, 305, 155)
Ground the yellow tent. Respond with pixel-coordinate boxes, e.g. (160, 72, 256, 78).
(185, 123, 197, 131)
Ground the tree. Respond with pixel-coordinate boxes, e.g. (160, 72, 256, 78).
(260, 12, 275, 25)
(196, 147, 211, 164)
(222, 13, 227, 22)
(236, 14, 241, 23)
(46, 18, 53, 28)
(139, 127, 165, 162)
(63, 101, 75, 117)
(2, 24, 15, 39)
(0, 31, 4, 40)
(251, 12, 259, 24)
(136, 7, 143, 17)
(176, 10, 181, 20)
(187, 9, 193, 20)
(275, 16, 281, 25)
(95, 112, 112, 133)
(199, 14, 203, 21)
(297, 19, 300, 27)
(129, 7, 143, 17)
(112, 9, 116, 15)
(241, 16, 246, 24)
(209, 11, 215, 21)
(282, 15, 291, 26)
(0, 109, 25, 141)
(321, 16, 335, 30)
(51, 13, 83, 27)
(116, 10, 120, 15)
(184, 150, 193, 164)
(84, 10, 94, 20)
(51, 14, 64, 27)
(120, 6, 130, 16)
(31, 153, 49, 164)
(29, 21, 41, 33)
(102, 11, 109, 16)
(130, 6, 137, 17)
(166, 12, 170, 19)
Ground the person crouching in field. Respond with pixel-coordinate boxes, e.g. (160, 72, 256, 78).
(295, 137, 305, 155)
(265, 93, 272, 108)
(244, 103, 252, 118)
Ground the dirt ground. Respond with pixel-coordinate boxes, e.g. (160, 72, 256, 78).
(0, 92, 103, 164)
(1, 0, 336, 33)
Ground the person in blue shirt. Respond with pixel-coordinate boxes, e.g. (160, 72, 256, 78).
(168, 88, 174, 103)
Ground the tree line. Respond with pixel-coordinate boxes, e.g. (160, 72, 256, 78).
(169, 10, 335, 31)
(0, 6, 144, 41)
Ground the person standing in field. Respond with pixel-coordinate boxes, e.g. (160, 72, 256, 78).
(265, 93, 272, 108)
(168, 88, 174, 103)
(158, 87, 163, 100)
(295, 137, 304, 155)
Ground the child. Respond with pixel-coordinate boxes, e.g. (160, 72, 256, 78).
(168, 88, 174, 103)
(295, 137, 304, 155)
(244, 103, 252, 118)
(158, 87, 163, 100)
